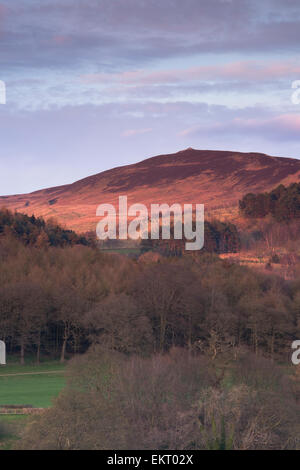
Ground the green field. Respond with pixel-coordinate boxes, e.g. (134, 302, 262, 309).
(0, 361, 67, 449)
(0, 361, 66, 408)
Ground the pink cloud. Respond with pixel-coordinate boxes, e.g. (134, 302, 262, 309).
(52, 35, 71, 45)
(82, 60, 300, 87)
(231, 114, 300, 132)
(271, 114, 300, 131)
(179, 113, 300, 140)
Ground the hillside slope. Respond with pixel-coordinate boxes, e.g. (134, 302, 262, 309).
(1, 148, 300, 232)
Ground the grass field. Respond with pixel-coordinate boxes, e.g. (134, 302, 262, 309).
(0, 360, 67, 449)
(0, 361, 66, 408)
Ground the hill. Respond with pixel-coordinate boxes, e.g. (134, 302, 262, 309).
(1, 149, 300, 233)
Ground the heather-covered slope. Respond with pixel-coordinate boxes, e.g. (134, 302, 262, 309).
(1, 149, 300, 232)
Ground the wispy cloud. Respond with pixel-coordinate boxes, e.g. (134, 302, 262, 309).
(1, 0, 300, 193)
(83, 60, 300, 86)
(180, 113, 300, 141)
(122, 128, 153, 138)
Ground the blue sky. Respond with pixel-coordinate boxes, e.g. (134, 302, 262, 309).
(1, 0, 300, 195)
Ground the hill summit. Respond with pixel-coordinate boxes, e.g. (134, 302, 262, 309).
(1, 149, 300, 232)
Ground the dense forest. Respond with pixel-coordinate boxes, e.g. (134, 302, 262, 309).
(17, 347, 300, 450)
(0, 205, 298, 364)
(0, 205, 300, 450)
(0, 208, 89, 247)
(0, 232, 299, 364)
(239, 182, 300, 221)
(141, 220, 240, 256)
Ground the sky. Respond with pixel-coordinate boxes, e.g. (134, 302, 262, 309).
(0, 0, 300, 195)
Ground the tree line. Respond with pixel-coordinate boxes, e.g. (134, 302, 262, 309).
(141, 220, 240, 256)
(0, 233, 299, 364)
(0, 208, 89, 247)
(239, 182, 300, 221)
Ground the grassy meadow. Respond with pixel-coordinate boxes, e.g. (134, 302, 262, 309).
(0, 359, 66, 449)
